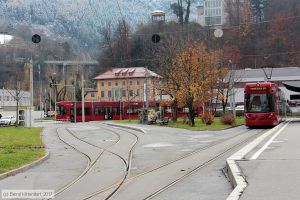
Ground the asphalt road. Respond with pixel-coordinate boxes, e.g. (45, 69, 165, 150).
(0, 122, 268, 200)
(239, 119, 300, 200)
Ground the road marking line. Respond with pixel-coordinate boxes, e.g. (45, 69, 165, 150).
(226, 121, 290, 200)
(250, 121, 290, 160)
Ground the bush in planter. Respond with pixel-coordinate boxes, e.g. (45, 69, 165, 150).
(221, 113, 236, 125)
(202, 110, 214, 125)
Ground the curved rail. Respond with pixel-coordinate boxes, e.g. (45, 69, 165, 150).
(81, 126, 263, 200)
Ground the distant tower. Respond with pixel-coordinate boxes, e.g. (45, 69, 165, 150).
(151, 10, 165, 23)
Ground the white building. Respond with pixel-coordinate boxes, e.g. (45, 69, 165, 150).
(197, 0, 225, 26)
(0, 89, 31, 111)
(234, 67, 300, 111)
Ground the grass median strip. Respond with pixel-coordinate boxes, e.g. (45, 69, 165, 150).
(166, 117, 244, 130)
(0, 127, 45, 173)
(116, 117, 244, 131)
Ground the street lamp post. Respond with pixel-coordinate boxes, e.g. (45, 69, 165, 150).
(81, 73, 85, 122)
(50, 82, 59, 120)
(228, 60, 236, 118)
(29, 58, 33, 127)
(64, 85, 76, 123)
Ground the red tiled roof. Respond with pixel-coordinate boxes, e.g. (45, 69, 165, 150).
(93, 67, 162, 80)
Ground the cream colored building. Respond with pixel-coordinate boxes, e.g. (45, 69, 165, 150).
(93, 67, 162, 102)
(84, 89, 98, 102)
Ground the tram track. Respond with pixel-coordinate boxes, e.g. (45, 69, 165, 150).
(53, 124, 139, 200)
(52, 125, 123, 199)
(142, 129, 265, 200)
(51, 123, 267, 200)
(79, 124, 139, 200)
(80, 126, 266, 200)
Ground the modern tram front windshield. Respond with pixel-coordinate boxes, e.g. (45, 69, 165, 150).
(245, 93, 274, 113)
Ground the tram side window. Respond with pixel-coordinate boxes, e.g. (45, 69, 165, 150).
(57, 106, 67, 115)
(77, 108, 90, 115)
(113, 107, 120, 115)
(94, 106, 104, 115)
(85, 108, 90, 115)
(77, 108, 82, 116)
(126, 107, 139, 114)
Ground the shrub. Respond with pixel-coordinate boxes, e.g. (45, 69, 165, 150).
(221, 114, 236, 125)
(202, 110, 214, 125)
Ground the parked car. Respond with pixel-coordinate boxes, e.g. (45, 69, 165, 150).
(235, 105, 245, 111)
(0, 115, 16, 126)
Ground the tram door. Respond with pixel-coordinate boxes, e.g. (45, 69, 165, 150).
(70, 107, 75, 122)
(104, 107, 113, 120)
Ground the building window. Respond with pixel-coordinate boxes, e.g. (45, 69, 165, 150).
(137, 80, 140, 85)
(108, 90, 111, 98)
(101, 91, 105, 97)
(129, 90, 133, 97)
(136, 89, 139, 96)
(123, 81, 126, 86)
(113, 107, 120, 115)
(95, 106, 104, 115)
(108, 82, 111, 86)
(130, 81, 132, 85)
(122, 89, 126, 97)
(91, 92, 95, 97)
(126, 107, 139, 114)
(101, 82, 104, 87)
(6, 96, 9, 101)
(115, 82, 118, 86)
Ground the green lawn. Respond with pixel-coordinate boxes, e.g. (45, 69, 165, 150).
(115, 119, 140, 124)
(0, 127, 44, 148)
(115, 117, 245, 131)
(0, 127, 45, 173)
(166, 117, 244, 131)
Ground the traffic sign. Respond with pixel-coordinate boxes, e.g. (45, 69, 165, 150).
(152, 34, 161, 43)
(32, 34, 41, 43)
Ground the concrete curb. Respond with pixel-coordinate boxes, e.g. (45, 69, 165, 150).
(190, 124, 245, 132)
(225, 122, 286, 200)
(102, 122, 147, 133)
(0, 151, 50, 181)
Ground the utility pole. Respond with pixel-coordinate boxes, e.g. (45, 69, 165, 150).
(145, 67, 149, 108)
(119, 88, 122, 120)
(44, 88, 47, 115)
(39, 64, 42, 120)
(73, 85, 77, 123)
(54, 86, 57, 121)
(49, 86, 52, 113)
(29, 58, 33, 127)
(81, 73, 85, 122)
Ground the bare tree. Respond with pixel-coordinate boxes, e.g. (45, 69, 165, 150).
(217, 63, 241, 114)
(5, 77, 25, 126)
(170, 0, 195, 24)
(123, 79, 144, 121)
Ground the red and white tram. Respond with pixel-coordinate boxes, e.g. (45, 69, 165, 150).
(244, 82, 286, 127)
(56, 101, 204, 122)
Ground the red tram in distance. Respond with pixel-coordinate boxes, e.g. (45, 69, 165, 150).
(244, 82, 286, 127)
(56, 101, 203, 122)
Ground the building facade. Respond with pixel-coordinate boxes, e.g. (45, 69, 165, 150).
(84, 89, 98, 102)
(93, 67, 162, 103)
(0, 89, 31, 111)
(197, 0, 225, 26)
(231, 67, 300, 114)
